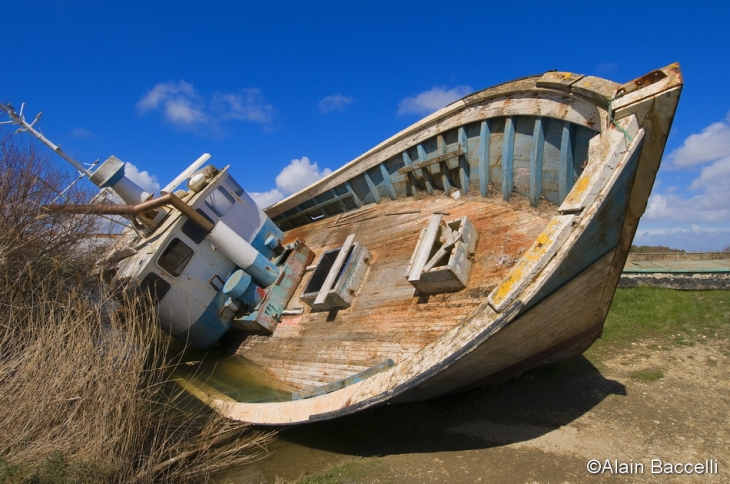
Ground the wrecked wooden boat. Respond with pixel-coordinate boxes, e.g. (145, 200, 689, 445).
(3, 64, 682, 425)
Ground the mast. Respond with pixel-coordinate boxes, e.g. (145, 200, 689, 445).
(0, 103, 93, 177)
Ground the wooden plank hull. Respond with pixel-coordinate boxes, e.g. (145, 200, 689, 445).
(177, 64, 683, 425)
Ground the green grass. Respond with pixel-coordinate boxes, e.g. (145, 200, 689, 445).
(598, 287, 730, 348)
(629, 369, 664, 382)
(0, 453, 115, 484)
(296, 459, 390, 484)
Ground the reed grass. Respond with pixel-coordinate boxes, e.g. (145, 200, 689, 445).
(0, 128, 274, 482)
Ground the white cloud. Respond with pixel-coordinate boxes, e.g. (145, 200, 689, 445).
(248, 188, 284, 208)
(137, 81, 205, 126)
(643, 112, 730, 226)
(689, 155, 730, 190)
(666, 112, 730, 167)
(645, 189, 730, 224)
(634, 225, 730, 252)
(275, 157, 332, 195)
(70, 127, 93, 138)
(124, 162, 160, 194)
(212, 89, 275, 123)
(248, 156, 332, 208)
(397, 85, 472, 116)
(638, 111, 730, 251)
(596, 62, 619, 75)
(137, 81, 275, 131)
(318, 94, 354, 113)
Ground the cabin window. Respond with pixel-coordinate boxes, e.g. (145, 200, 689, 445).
(205, 186, 235, 217)
(139, 272, 171, 302)
(303, 248, 352, 295)
(225, 176, 244, 196)
(157, 238, 194, 277)
(181, 209, 214, 244)
(300, 239, 371, 312)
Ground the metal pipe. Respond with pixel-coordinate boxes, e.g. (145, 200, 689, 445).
(43, 193, 215, 233)
(161, 153, 211, 194)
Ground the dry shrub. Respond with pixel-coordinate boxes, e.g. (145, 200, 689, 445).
(0, 287, 273, 483)
(0, 126, 273, 482)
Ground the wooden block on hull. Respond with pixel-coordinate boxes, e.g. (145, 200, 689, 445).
(406, 216, 478, 294)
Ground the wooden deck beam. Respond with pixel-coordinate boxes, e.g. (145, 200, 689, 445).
(398, 148, 464, 175)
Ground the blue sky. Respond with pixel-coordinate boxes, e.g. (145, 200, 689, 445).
(3, 1, 730, 251)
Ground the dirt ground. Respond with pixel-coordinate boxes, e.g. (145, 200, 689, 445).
(217, 337, 729, 483)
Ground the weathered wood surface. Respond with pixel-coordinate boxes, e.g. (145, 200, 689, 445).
(395, 250, 616, 402)
(234, 196, 553, 390)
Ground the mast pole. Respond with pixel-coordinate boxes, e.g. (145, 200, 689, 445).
(0, 103, 93, 177)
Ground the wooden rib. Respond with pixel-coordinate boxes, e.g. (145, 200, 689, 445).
(401, 151, 419, 197)
(379, 163, 397, 200)
(458, 126, 469, 192)
(277, 204, 304, 228)
(274, 193, 353, 224)
(529, 117, 545, 207)
(330, 189, 348, 212)
(417, 144, 435, 194)
(478, 120, 490, 197)
(363, 170, 381, 203)
(559, 121, 576, 202)
(345, 181, 363, 208)
(314, 233, 356, 305)
(437, 135, 451, 195)
(502, 116, 515, 201)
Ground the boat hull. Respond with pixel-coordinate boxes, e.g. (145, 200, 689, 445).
(176, 64, 682, 425)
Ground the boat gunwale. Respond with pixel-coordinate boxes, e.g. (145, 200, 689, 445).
(265, 72, 620, 219)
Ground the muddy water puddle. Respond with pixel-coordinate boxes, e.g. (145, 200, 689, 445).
(171, 343, 294, 403)
(214, 341, 729, 483)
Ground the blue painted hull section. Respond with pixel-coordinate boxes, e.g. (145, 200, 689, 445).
(251, 218, 283, 259)
(174, 291, 231, 349)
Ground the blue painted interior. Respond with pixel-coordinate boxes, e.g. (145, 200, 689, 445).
(273, 115, 598, 229)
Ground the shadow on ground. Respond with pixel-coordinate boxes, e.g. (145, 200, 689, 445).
(276, 355, 625, 456)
